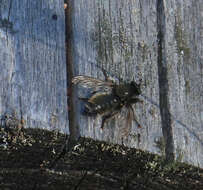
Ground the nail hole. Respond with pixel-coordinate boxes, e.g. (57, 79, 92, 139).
(52, 14, 57, 20)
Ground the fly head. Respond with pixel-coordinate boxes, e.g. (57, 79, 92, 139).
(130, 81, 141, 96)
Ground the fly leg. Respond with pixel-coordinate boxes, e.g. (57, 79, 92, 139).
(129, 105, 142, 128)
(78, 97, 89, 101)
(101, 68, 115, 84)
(129, 97, 143, 104)
(101, 68, 109, 81)
(101, 111, 119, 129)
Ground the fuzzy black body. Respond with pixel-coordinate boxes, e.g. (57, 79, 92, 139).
(72, 72, 142, 131)
(84, 92, 121, 115)
(84, 82, 141, 114)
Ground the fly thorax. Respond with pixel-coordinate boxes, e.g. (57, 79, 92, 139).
(114, 84, 133, 100)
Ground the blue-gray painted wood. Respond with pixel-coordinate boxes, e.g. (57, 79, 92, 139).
(0, 0, 68, 132)
(72, 0, 162, 156)
(71, 0, 202, 167)
(162, 0, 202, 167)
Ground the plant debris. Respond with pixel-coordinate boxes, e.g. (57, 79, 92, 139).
(0, 128, 202, 190)
(0, 113, 35, 149)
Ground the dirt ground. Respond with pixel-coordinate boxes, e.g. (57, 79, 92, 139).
(0, 128, 202, 190)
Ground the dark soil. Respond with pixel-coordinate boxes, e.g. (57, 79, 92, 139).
(0, 128, 202, 190)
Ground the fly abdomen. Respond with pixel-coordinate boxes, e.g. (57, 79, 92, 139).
(84, 93, 121, 115)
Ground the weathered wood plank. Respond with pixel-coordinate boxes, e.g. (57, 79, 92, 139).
(163, 0, 203, 166)
(71, 0, 203, 167)
(72, 0, 162, 153)
(0, 0, 68, 132)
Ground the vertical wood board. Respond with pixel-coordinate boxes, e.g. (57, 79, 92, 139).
(71, 0, 203, 167)
(72, 0, 162, 154)
(0, 0, 68, 132)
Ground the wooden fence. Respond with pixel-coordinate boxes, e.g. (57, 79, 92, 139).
(0, 0, 202, 167)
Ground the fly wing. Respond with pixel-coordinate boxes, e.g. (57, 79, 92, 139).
(117, 105, 134, 138)
(72, 75, 114, 92)
(116, 104, 141, 139)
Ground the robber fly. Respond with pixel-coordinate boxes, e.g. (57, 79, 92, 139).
(72, 69, 143, 136)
